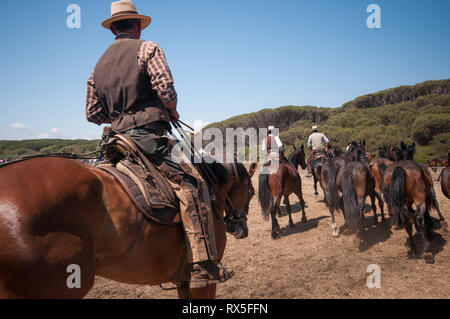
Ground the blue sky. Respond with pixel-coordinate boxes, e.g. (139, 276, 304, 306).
(1, 0, 449, 140)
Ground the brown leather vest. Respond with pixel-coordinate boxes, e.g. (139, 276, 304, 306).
(93, 37, 171, 132)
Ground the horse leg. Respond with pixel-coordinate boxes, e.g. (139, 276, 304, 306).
(328, 202, 339, 237)
(271, 197, 282, 239)
(429, 189, 446, 226)
(313, 174, 319, 196)
(370, 194, 379, 225)
(278, 196, 285, 217)
(375, 191, 386, 223)
(357, 198, 366, 223)
(295, 190, 307, 223)
(404, 218, 418, 258)
(416, 204, 434, 264)
(284, 196, 295, 227)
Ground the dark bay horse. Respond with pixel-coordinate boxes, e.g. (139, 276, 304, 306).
(375, 160, 445, 228)
(400, 141, 416, 161)
(311, 156, 326, 198)
(369, 158, 393, 222)
(321, 156, 351, 237)
(323, 142, 379, 239)
(336, 161, 377, 246)
(429, 153, 449, 176)
(383, 160, 437, 263)
(258, 146, 307, 239)
(441, 167, 450, 199)
(0, 157, 252, 299)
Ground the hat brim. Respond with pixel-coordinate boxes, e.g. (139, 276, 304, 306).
(102, 14, 151, 30)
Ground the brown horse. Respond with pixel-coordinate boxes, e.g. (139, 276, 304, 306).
(0, 156, 252, 299)
(428, 153, 449, 173)
(258, 147, 307, 239)
(369, 158, 393, 222)
(383, 160, 436, 263)
(441, 167, 450, 199)
(335, 161, 377, 246)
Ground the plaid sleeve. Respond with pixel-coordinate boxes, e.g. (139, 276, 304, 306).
(138, 41, 177, 104)
(85, 71, 109, 125)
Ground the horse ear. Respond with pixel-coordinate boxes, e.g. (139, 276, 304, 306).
(401, 141, 405, 149)
(412, 142, 415, 147)
(292, 144, 297, 150)
(301, 144, 304, 151)
(363, 140, 366, 146)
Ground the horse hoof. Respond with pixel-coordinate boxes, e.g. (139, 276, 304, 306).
(424, 252, 434, 264)
(271, 233, 281, 240)
(332, 231, 339, 237)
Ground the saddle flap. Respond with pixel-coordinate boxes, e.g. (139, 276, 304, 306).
(97, 160, 181, 225)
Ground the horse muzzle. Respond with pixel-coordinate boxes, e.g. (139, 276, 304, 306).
(226, 220, 248, 239)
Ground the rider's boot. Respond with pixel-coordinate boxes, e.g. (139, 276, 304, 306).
(189, 261, 235, 288)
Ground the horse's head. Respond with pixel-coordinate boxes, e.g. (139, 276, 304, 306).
(400, 141, 415, 161)
(389, 145, 402, 162)
(378, 145, 389, 159)
(288, 144, 307, 169)
(347, 141, 367, 164)
(222, 162, 252, 239)
(328, 145, 343, 158)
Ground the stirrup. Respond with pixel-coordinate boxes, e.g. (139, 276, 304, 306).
(189, 261, 234, 288)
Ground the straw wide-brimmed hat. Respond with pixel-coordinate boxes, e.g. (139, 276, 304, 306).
(101, 0, 151, 30)
(312, 125, 319, 131)
(268, 126, 275, 131)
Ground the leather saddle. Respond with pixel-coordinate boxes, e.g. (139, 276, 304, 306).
(312, 149, 328, 160)
(96, 127, 181, 225)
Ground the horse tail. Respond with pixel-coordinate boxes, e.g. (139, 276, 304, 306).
(390, 166, 407, 227)
(341, 170, 363, 232)
(328, 159, 340, 212)
(258, 171, 273, 220)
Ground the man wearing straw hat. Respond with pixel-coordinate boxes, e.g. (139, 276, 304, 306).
(306, 125, 329, 177)
(86, 0, 233, 288)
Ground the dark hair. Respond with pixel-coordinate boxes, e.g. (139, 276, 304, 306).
(111, 19, 140, 32)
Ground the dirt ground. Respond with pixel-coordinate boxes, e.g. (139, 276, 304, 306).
(86, 167, 450, 299)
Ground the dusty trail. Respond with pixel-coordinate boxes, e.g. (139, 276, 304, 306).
(87, 167, 450, 299)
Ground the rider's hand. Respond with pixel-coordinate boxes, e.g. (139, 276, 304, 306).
(164, 99, 179, 122)
(170, 109, 180, 122)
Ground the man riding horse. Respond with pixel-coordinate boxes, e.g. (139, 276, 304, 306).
(85, 0, 232, 288)
(262, 126, 285, 159)
(306, 126, 330, 177)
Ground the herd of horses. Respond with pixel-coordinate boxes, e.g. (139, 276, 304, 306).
(257, 141, 449, 266)
(0, 140, 448, 299)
